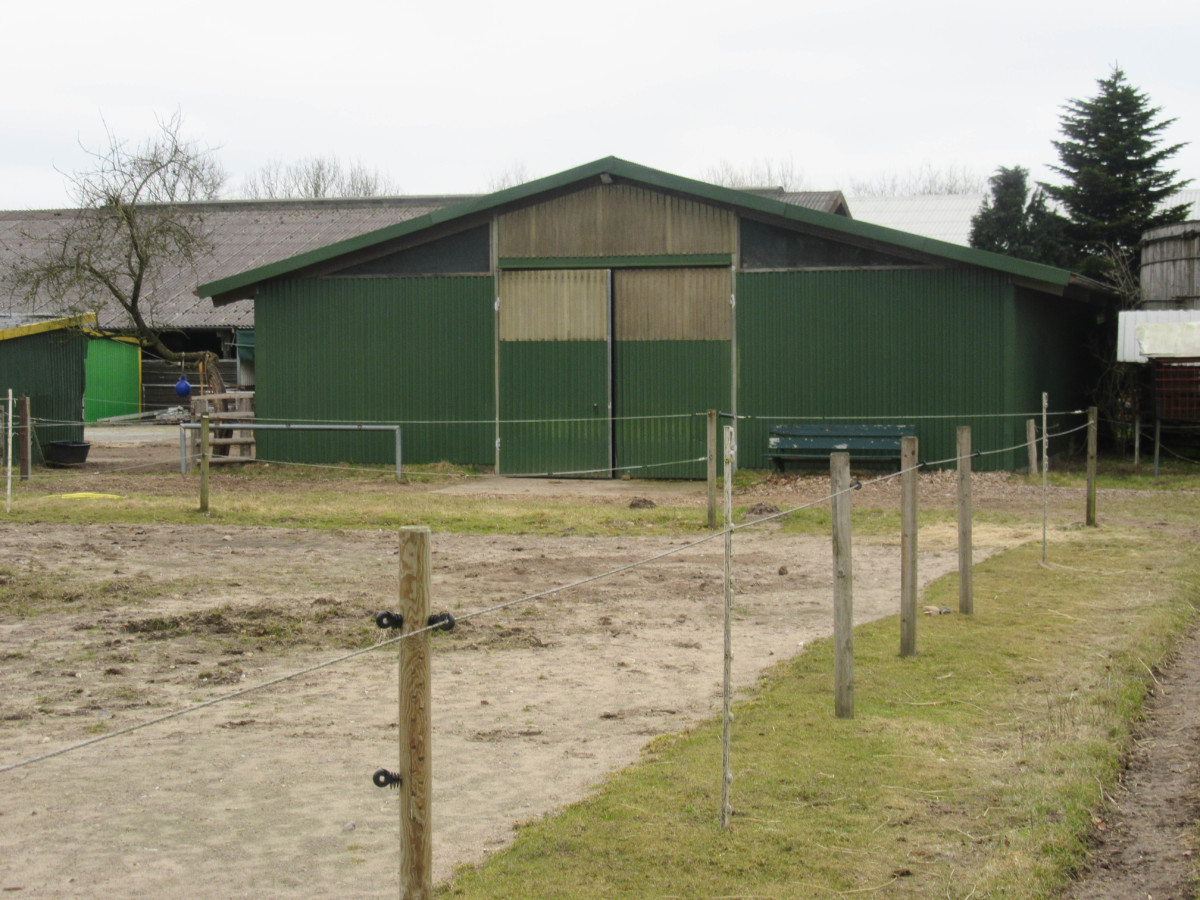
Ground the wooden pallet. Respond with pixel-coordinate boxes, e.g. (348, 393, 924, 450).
(190, 392, 256, 461)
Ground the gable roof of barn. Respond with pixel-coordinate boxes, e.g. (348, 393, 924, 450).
(199, 156, 1112, 306)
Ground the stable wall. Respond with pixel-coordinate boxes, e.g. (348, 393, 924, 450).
(0, 328, 86, 463)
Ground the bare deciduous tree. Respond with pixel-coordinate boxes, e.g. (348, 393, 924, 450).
(4, 112, 225, 363)
(487, 162, 531, 192)
(241, 156, 398, 198)
(702, 158, 807, 191)
(847, 162, 986, 197)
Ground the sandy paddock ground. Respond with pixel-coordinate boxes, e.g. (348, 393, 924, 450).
(0, 433, 1049, 896)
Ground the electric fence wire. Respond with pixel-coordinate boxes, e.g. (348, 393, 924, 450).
(0, 470, 873, 775)
(0, 414, 1102, 775)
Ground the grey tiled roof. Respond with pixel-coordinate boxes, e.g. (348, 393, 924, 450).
(0, 196, 468, 330)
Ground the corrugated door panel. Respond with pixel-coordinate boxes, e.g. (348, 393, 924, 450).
(613, 268, 731, 341)
(84, 339, 140, 421)
(499, 341, 609, 476)
(498, 183, 735, 258)
(737, 269, 1018, 470)
(614, 341, 730, 479)
(499, 270, 607, 340)
(256, 276, 494, 466)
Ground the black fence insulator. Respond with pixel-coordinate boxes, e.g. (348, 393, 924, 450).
(918, 460, 928, 468)
(428, 612, 456, 632)
(972, 450, 982, 458)
(373, 768, 402, 789)
(375, 611, 403, 630)
(851, 481, 863, 491)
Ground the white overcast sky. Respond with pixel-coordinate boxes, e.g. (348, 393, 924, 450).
(2, 0, 1197, 209)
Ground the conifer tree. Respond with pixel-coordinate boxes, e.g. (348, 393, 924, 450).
(969, 166, 1071, 267)
(1042, 67, 1191, 278)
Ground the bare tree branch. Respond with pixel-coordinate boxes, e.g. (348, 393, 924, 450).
(2, 111, 225, 363)
(240, 155, 398, 198)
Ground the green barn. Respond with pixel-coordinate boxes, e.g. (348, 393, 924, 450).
(199, 158, 1110, 475)
(0, 314, 89, 464)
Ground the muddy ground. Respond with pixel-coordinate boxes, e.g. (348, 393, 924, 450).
(0, 429, 1194, 897)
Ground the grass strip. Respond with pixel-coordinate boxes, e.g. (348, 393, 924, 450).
(437, 529, 1199, 899)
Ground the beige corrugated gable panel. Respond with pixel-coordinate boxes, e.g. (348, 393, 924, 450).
(498, 183, 735, 258)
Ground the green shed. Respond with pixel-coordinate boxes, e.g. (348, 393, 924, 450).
(84, 336, 141, 422)
(0, 314, 89, 464)
(199, 158, 1111, 474)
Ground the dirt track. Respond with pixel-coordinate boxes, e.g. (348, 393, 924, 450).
(0, 429, 1195, 897)
(0, 465, 1032, 898)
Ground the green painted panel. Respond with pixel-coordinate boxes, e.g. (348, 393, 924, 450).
(499, 341, 609, 476)
(0, 329, 86, 463)
(737, 269, 1024, 471)
(614, 341, 730, 479)
(84, 339, 141, 422)
(255, 277, 494, 466)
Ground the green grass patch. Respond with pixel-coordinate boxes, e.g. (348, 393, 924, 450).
(438, 530, 1200, 899)
(7, 480, 711, 536)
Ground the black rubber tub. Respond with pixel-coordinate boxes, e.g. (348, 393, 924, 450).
(44, 440, 92, 465)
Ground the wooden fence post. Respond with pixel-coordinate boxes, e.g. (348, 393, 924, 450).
(1133, 413, 1141, 469)
(957, 426, 974, 614)
(707, 410, 718, 531)
(900, 435, 918, 657)
(1086, 406, 1098, 527)
(1026, 418, 1038, 476)
(398, 526, 433, 899)
(720, 424, 735, 829)
(199, 413, 210, 514)
(831, 452, 854, 719)
(18, 396, 30, 482)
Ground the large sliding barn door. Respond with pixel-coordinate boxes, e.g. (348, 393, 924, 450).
(498, 270, 611, 476)
(612, 268, 732, 479)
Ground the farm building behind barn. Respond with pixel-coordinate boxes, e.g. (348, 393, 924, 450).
(0, 314, 89, 463)
(200, 158, 1112, 474)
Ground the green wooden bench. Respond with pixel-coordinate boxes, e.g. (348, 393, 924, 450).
(766, 423, 915, 472)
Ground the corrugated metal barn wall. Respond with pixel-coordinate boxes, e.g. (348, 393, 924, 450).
(255, 276, 494, 465)
(0, 329, 86, 463)
(1010, 287, 1100, 436)
(737, 268, 1026, 470)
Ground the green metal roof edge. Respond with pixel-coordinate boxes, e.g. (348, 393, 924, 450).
(198, 156, 1074, 299)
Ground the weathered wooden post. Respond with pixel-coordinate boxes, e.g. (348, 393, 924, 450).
(1132, 415, 1142, 472)
(1086, 406, 1098, 527)
(199, 412, 210, 514)
(4, 389, 11, 514)
(957, 426, 974, 615)
(720, 424, 735, 828)
(831, 451, 854, 719)
(899, 435, 918, 657)
(707, 409, 718, 531)
(1026, 418, 1038, 476)
(17, 396, 30, 482)
(398, 526, 433, 899)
